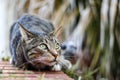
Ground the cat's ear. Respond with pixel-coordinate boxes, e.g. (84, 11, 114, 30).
(49, 26, 62, 37)
(18, 22, 34, 40)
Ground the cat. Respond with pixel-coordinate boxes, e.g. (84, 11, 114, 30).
(9, 14, 71, 71)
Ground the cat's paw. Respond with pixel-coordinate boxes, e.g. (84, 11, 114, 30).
(65, 60, 72, 69)
(51, 64, 62, 71)
(67, 61, 72, 69)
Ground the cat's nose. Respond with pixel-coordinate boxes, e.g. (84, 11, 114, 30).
(50, 49, 58, 58)
(53, 58, 57, 62)
(52, 52, 59, 62)
(53, 52, 58, 58)
(53, 54, 59, 62)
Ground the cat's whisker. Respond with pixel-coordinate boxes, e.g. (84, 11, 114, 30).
(58, 58, 72, 69)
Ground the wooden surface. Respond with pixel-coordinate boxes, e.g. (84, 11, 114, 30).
(0, 62, 74, 80)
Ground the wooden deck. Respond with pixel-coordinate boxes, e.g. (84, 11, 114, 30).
(0, 62, 73, 80)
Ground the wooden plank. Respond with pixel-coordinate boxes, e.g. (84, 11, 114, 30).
(0, 61, 74, 80)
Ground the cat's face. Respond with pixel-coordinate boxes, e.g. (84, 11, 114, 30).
(18, 23, 71, 71)
(26, 35, 61, 68)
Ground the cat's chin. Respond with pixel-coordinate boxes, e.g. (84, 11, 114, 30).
(51, 64, 62, 71)
(42, 61, 57, 67)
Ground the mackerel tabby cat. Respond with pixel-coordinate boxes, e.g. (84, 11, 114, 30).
(10, 14, 71, 71)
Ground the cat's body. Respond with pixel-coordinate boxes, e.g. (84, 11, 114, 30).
(10, 14, 71, 71)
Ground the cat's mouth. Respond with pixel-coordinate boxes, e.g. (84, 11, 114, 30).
(44, 60, 60, 66)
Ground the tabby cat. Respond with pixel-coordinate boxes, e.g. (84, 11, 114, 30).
(9, 14, 71, 71)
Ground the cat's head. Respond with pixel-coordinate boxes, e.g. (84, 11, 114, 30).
(18, 22, 71, 71)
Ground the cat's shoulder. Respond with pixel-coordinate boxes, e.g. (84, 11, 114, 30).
(18, 14, 54, 30)
(18, 14, 51, 24)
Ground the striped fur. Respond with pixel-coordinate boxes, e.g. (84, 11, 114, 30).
(10, 14, 71, 71)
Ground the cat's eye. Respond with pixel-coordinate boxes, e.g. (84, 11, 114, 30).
(55, 43, 61, 50)
(39, 44, 47, 50)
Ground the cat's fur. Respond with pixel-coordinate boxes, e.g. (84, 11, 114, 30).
(9, 14, 71, 71)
